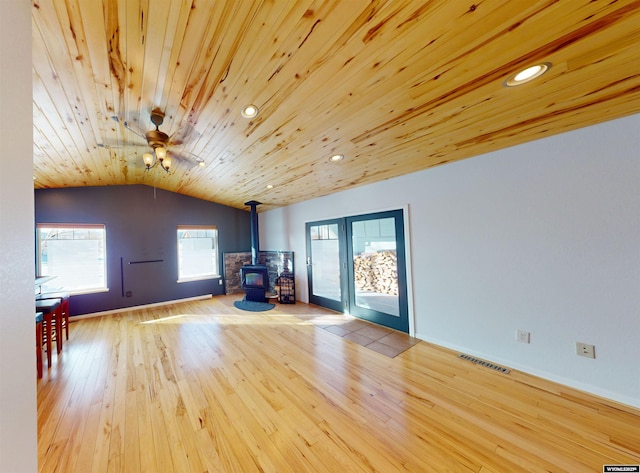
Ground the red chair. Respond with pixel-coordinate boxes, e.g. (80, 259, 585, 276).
(35, 299, 61, 367)
(36, 312, 43, 378)
(37, 292, 70, 340)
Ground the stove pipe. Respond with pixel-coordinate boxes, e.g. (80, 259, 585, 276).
(244, 200, 261, 265)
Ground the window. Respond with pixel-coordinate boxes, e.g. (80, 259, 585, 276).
(37, 224, 107, 294)
(177, 226, 219, 281)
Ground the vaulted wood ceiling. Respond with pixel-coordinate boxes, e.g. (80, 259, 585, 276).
(32, 0, 640, 211)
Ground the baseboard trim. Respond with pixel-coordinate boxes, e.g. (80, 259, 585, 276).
(71, 294, 213, 320)
(416, 333, 640, 411)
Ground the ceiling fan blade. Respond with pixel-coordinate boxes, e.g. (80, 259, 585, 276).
(98, 138, 148, 149)
(97, 142, 121, 149)
(167, 150, 206, 168)
(123, 121, 147, 140)
(168, 121, 201, 146)
(110, 115, 146, 140)
(187, 151, 206, 166)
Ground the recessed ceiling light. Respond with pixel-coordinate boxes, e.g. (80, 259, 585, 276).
(504, 63, 551, 87)
(241, 104, 259, 118)
(329, 154, 344, 162)
(266, 184, 274, 189)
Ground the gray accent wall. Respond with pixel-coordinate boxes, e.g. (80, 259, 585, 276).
(35, 185, 251, 315)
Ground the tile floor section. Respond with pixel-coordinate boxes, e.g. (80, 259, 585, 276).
(295, 312, 420, 357)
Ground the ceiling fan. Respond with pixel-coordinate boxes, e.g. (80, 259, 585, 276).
(106, 109, 204, 172)
(138, 109, 173, 172)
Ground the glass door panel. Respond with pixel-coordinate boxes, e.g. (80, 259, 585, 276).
(347, 210, 408, 332)
(351, 217, 399, 316)
(306, 220, 345, 312)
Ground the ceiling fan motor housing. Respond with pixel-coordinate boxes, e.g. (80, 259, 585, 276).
(145, 129, 169, 149)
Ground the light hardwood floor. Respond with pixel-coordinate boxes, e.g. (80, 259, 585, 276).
(38, 295, 640, 472)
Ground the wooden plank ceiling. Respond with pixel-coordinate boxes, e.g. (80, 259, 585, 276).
(32, 0, 640, 211)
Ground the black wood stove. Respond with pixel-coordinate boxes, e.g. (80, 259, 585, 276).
(241, 200, 269, 302)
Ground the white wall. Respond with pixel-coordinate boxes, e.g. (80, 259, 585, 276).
(0, 1, 37, 471)
(260, 114, 640, 408)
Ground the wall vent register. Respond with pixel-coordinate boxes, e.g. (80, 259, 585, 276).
(458, 353, 511, 374)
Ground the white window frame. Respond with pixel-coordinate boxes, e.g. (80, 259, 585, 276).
(36, 223, 108, 295)
(177, 225, 219, 282)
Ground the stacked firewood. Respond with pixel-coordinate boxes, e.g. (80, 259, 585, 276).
(353, 250, 398, 295)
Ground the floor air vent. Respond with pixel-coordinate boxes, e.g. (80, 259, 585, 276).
(458, 354, 510, 374)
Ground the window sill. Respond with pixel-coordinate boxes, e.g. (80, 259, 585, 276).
(177, 276, 221, 284)
(62, 288, 110, 296)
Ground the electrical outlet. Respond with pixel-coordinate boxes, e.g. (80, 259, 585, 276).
(218, 279, 223, 285)
(576, 342, 595, 359)
(516, 329, 530, 343)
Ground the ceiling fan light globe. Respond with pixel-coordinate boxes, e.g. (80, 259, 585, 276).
(161, 155, 172, 171)
(143, 153, 154, 168)
(155, 146, 167, 160)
